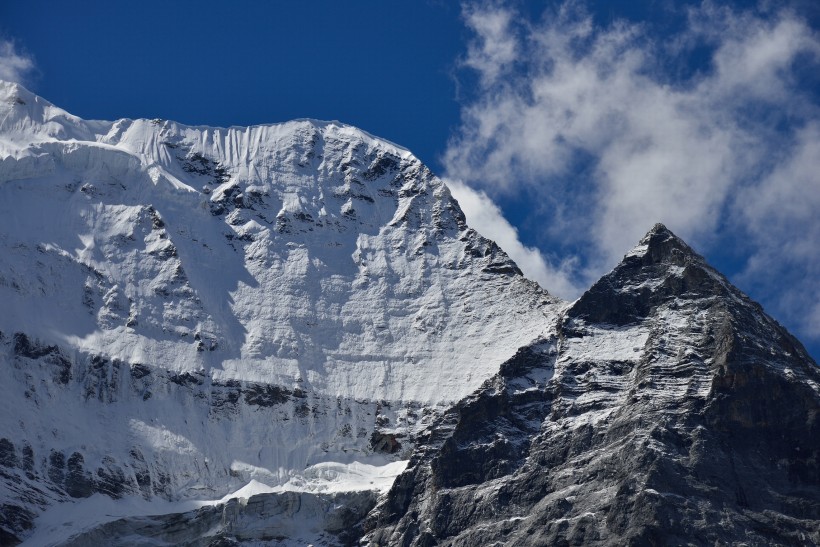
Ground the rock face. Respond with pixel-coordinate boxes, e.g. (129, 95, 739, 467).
(365, 224, 820, 546)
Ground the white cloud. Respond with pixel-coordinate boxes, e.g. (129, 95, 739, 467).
(734, 122, 820, 338)
(461, 3, 519, 86)
(447, 1, 820, 342)
(445, 177, 582, 299)
(0, 40, 35, 84)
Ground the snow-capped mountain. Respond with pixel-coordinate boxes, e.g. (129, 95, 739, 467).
(1, 82, 818, 546)
(0, 81, 560, 545)
(366, 224, 820, 546)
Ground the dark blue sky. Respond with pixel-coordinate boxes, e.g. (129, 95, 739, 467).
(9, 0, 785, 170)
(0, 1, 465, 172)
(2, 1, 819, 361)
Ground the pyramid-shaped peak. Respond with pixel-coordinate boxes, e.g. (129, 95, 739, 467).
(626, 222, 701, 268)
(649, 221, 669, 232)
(568, 223, 726, 326)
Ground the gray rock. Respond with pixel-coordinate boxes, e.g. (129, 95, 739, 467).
(365, 224, 820, 546)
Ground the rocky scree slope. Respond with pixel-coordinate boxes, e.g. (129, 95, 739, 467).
(365, 224, 820, 546)
(0, 81, 560, 544)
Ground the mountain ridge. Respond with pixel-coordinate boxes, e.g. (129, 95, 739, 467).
(1, 82, 817, 545)
(0, 80, 560, 402)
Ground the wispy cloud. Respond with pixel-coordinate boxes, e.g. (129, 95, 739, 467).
(461, 3, 519, 86)
(447, 1, 820, 341)
(0, 40, 35, 84)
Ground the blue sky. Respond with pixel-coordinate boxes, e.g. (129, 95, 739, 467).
(2, 1, 819, 360)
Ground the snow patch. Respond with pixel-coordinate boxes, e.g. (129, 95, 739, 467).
(563, 325, 649, 362)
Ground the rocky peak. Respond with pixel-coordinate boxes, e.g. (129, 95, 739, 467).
(634, 222, 696, 265)
(568, 223, 730, 326)
(365, 224, 820, 546)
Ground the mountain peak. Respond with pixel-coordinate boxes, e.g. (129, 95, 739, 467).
(0, 80, 30, 102)
(568, 223, 725, 325)
(624, 222, 700, 268)
(369, 232, 820, 547)
(0, 85, 565, 542)
(642, 221, 676, 248)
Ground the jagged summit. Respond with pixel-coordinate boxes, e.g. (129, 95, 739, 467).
(570, 223, 816, 367)
(628, 222, 703, 266)
(569, 223, 736, 326)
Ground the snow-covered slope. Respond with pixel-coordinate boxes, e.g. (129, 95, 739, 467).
(0, 80, 557, 402)
(0, 81, 560, 544)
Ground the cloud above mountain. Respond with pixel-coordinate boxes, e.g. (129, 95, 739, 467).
(0, 40, 35, 84)
(446, 1, 820, 342)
